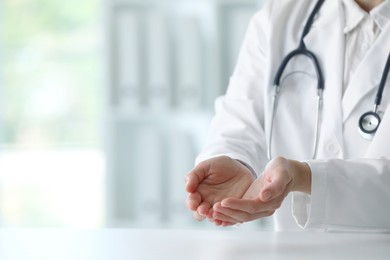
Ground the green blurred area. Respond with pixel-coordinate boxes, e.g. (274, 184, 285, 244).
(1, 0, 102, 147)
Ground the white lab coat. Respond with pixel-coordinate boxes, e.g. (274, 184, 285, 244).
(196, 0, 390, 231)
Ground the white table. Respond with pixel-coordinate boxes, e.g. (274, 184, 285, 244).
(0, 228, 389, 260)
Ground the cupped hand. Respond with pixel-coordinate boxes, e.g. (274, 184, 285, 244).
(211, 157, 311, 226)
(185, 156, 255, 222)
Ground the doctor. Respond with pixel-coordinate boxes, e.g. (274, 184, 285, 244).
(185, 0, 390, 231)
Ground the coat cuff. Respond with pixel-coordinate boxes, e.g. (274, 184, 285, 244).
(236, 159, 258, 178)
(292, 160, 328, 230)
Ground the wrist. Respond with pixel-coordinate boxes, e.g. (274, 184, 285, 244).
(290, 160, 312, 194)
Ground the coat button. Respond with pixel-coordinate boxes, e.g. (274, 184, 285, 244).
(326, 143, 340, 154)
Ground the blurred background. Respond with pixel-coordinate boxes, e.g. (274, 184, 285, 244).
(0, 0, 269, 229)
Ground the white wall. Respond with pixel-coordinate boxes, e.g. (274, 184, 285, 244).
(105, 0, 269, 229)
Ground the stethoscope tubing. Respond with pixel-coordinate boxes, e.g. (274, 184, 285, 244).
(267, 86, 323, 160)
(267, 0, 389, 159)
(273, 48, 325, 91)
(375, 52, 390, 108)
(268, 0, 326, 160)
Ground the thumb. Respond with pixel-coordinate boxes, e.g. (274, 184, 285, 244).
(259, 170, 291, 202)
(185, 162, 210, 193)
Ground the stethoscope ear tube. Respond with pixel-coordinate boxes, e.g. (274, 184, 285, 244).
(267, 85, 323, 160)
(267, 85, 280, 160)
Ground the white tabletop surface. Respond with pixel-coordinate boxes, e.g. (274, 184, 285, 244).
(0, 228, 389, 260)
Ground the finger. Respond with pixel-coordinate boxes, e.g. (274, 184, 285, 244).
(185, 162, 210, 193)
(220, 198, 266, 214)
(260, 158, 292, 202)
(193, 211, 206, 221)
(212, 209, 243, 224)
(215, 203, 271, 223)
(214, 204, 248, 223)
(215, 203, 274, 223)
(213, 219, 223, 226)
(212, 219, 236, 227)
(197, 202, 212, 217)
(186, 192, 201, 211)
(221, 221, 236, 227)
(206, 208, 215, 221)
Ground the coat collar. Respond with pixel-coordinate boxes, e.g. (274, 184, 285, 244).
(370, 0, 390, 31)
(343, 0, 390, 32)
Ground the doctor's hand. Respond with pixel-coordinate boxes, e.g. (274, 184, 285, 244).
(210, 157, 311, 226)
(185, 156, 255, 223)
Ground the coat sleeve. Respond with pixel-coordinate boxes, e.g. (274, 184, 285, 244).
(195, 10, 271, 176)
(292, 158, 390, 231)
(293, 101, 390, 231)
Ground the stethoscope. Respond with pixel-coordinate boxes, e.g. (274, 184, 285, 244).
(359, 52, 390, 141)
(267, 0, 390, 160)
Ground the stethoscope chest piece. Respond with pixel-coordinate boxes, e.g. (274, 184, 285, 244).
(358, 111, 381, 141)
